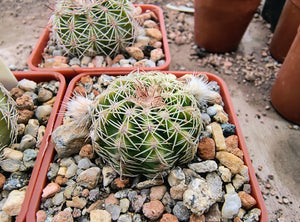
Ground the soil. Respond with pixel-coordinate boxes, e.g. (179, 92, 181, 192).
(0, 0, 299, 221)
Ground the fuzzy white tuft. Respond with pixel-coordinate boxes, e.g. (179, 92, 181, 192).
(65, 94, 93, 129)
(186, 76, 221, 104)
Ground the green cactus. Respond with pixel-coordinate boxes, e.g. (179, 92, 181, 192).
(51, 0, 137, 58)
(90, 71, 203, 178)
(0, 83, 18, 151)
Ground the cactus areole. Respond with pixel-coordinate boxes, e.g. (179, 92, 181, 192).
(0, 84, 18, 151)
(91, 72, 203, 178)
(51, 0, 137, 58)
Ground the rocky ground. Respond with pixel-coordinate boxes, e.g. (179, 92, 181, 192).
(0, 0, 299, 221)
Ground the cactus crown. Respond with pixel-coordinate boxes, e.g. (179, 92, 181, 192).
(0, 83, 18, 151)
(90, 71, 202, 178)
(51, 0, 137, 58)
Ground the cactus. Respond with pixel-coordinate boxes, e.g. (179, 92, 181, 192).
(0, 83, 18, 151)
(90, 71, 202, 178)
(51, 0, 137, 58)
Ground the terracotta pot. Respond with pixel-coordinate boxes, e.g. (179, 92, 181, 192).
(27, 5, 170, 80)
(194, 0, 261, 52)
(262, 0, 286, 32)
(271, 26, 300, 124)
(10, 72, 66, 222)
(270, 0, 300, 62)
(26, 71, 268, 222)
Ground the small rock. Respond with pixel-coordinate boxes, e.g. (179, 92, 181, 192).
(136, 179, 163, 189)
(126, 47, 144, 60)
(145, 28, 162, 40)
(47, 163, 59, 180)
(188, 160, 218, 173)
(150, 48, 164, 62)
(205, 203, 221, 221)
(173, 201, 190, 222)
(112, 54, 125, 65)
(238, 191, 257, 210)
(189, 214, 205, 222)
(36, 210, 47, 222)
(52, 191, 65, 206)
(65, 163, 78, 178)
(221, 123, 236, 137)
(90, 209, 111, 222)
(79, 144, 94, 159)
(168, 167, 185, 187)
(160, 213, 179, 222)
(144, 20, 158, 29)
(170, 183, 187, 200)
(0, 173, 6, 189)
(89, 188, 100, 201)
(18, 79, 37, 91)
(38, 88, 53, 102)
(218, 166, 232, 182)
(102, 166, 117, 187)
(0, 159, 21, 172)
(42, 182, 61, 198)
(17, 109, 35, 124)
(105, 193, 120, 205)
(118, 213, 132, 222)
(207, 106, 217, 117)
(77, 157, 92, 169)
(69, 57, 81, 66)
(25, 119, 39, 137)
(142, 200, 164, 221)
(120, 198, 130, 213)
(210, 122, 226, 151)
(111, 177, 131, 190)
(105, 204, 121, 220)
(243, 208, 261, 222)
(23, 148, 38, 162)
(221, 192, 241, 219)
(76, 167, 101, 189)
(128, 190, 147, 212)
(10, 87, 24, 100)
(115, 189, 131, 199)
(2, 189, 26, 216)
(81, 56, 92, 66)
(66, 196, 87, 209)
(150, 185, 167, 201)
(3, 171, 29, 191)
(55, 175, 67, 185)
(225, 135, 239, 150)
(35, 105, 52, 124)
(19, 134, 36, 151)
(16, 94, 34, 110)
(2, 148, 23, 161)
(53, 210, 73, 222)
(216, 151, 244, 174)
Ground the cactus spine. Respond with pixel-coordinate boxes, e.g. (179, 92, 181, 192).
(51, 0, 137, 58)
(0, 83, 18, 151)
(90, 71, 202, 178)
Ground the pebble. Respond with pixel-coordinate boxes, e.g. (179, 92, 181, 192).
(168, 167, 185, 187)
(188, 160, 218, 173)
(0, 159, 21, 172)
(125, 47, 144, 60)
(102, 166, 117, 187)
(128, 190, 146, 212)
(243, 208, 261, 222)
(221, 123, 236, 137)
(197, 137, 215, 160)
(23, 148, 38, 162)
(216, 151, 244, 174)
(170, 183, 187, 200)
(149, 185, 167, 201)
(0, 173, 5, 190)
(65, 163, 78, 178)
(142, 200, 164, 220)
(36, 210, 47, 222)
(3, 171, 29, 191)
(120, 198, 130, 213)
(35, 104, 53, 124)
(105, 193, 120, 205)
(79, 144, 94, 159)
(210, 122, 226, 151)
(218, 166, 232, 182)
(52, 191, 65, 206)
(90, 209, 111, 222)
(136, 179, 164, 189)
(118, 213, 132, 222)
(66, 196, 87, 209)
(150, 48, 164, 62)
(2, 189, 26, 216)
(77, 158, 92, 169)
(53, 210, 73, 222)
(38, 88, 53, 102)
(19, 134, 36, 151)
(221, 192, 241, 219)
(145, 28, 163, 40)
(16, 94, 35, 110)
(160, 213, 179, 222)
(105, 204, 121, 220)
(2, 148, 23, 161)
(18, 79, 37, 91)
(42, 182, 61, 198)
(76, 167, 100, 189)
(238, 191, 257, 210)
(173, 201, 190, 222)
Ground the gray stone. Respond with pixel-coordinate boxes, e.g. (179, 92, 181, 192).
(47, 163, 59, 180)
(64, 182, 76, 199)
(102, 166, 117, 187)
(173, 201, 190, 221)
(183, 177, 219, 215)
(136, 179, 164, 189)
(24, 119, 39, 137)
(143, 59, 156, 67)
(17, 123, 25, 137)
(128, 190, 146, 213)
(81, 56, 92, 66)
(77, 158, 92, 169)
(52, 191, 65, 206)
(168, 166, 185, 187)
(207, 106, 217, 117)
(19, 134, 36, 151)
(132, 214, 142, 222)
(35, 105, 52, 124)
(0, 159, 21, 172)
(23, 149, 38, 162)
(118, 213, 132, 222)
(65, 163, 78, 178)
(52, 49, 63, 57)
(206, 172, 223, 200)
(3, 172, 29, 191)
(36, 125, 46, 148)
(69, 57, 81, 66)
(157, 59, 166, 67)
(60, 157, 75, 167)
(52, 122, 90, 157)
(243, 208, 261, 222)
(18, 79, 37, 91)
(115, 189, 131, 199)
(120, 198, 130, 213)
(188, 160, 218, 173)
(38, 88, 53, 102)
(89, 188, 100, 201)
(220, 123, 236, 137)
(105, 204, 121, 221)
(221, 192, 241, 219)
(76, 167, 101, 189)
(201, 113, 211, 125)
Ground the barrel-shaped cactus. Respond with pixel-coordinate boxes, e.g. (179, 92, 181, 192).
(51, 0, 137, 58)
(0, 84, 18, 151)
(90, 71, 202, 178)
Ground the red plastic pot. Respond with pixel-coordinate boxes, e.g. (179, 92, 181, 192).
(26, 71, 268, 221)
(270, 0, 300, 62)
(27, 5, 170, 80)
(271, 25, 300, 124)
(194, 0, 261, 52)
(10, 71, 66, 222)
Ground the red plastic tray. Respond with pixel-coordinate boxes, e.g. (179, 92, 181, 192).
(26, 71, 268, 222)
(10, 72, 66, 222)
(27, 5, 170, 80)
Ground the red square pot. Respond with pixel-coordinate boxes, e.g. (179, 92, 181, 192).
(26, 71, 268, 222)
(27, 5, 170, 80)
